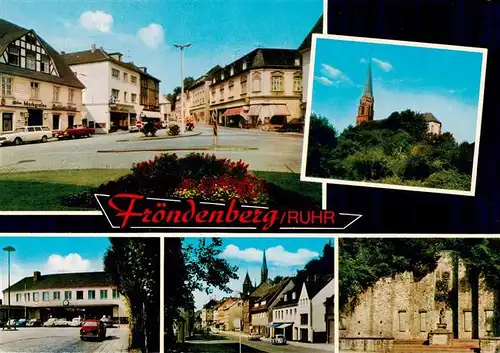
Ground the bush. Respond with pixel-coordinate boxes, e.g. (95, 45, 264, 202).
(142, 121, 158, 137)
(167, 124, 180, 136)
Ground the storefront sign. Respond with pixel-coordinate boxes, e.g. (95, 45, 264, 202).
(12, 100, 47, 109)
(52, 104, 77, 111)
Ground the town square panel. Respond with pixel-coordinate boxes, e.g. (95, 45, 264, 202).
(302, 35, 487, 196)
(0, 1, 323, 212)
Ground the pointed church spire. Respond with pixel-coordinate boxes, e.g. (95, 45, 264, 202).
(261, 249, 268, 284)
(363, 58, 373, 98)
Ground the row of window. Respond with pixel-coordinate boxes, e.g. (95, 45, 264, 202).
(274, 308, 298, 321)
(217, 58, 301, 82)
(15, 289, 120, 303)
(210, 72, 302, 103)
(110, 89, 137, 104)
(1, 75, 75, 103)
(111, 69, 138, 84)
(299, 298, 309, 307)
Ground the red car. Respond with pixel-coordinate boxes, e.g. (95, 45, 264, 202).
(56, 125, 95, 139)
(80, 319, 106, 341)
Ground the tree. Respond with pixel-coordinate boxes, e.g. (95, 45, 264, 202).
(165, 238, 238, 351)
(104, 238, 160, 353)
(270, 275, 285, 285)
(296, 241, 334, 283)
(183, 77, 195, 91)
(305, 114, 338, 177)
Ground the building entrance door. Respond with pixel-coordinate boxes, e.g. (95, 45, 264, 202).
(2, 112, 13, 131)
(52, 115, 60, 130)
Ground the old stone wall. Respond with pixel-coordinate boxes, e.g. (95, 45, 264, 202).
(340, 252, 496, 339)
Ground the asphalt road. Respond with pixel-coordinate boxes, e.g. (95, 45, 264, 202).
(209, 334, 333, 353)
(0, 326, 128, 353)
(0, 125, 304, 173)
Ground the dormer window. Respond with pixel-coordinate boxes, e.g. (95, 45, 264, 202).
(295, 58, 300, 66)
(212, 78, 215, 84)
(292, 292, 296, 300)
(242, 61, 247, 70)
(284, 295, 287, 302)
(261, 300, 266, 305)
(230, 66, 234, 76)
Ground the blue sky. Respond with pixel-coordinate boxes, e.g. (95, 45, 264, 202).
(0, 237, 110, 295)
(0, 0, 322, 93)
(311, 37, 486, 142)
(184, 237, 334, 310)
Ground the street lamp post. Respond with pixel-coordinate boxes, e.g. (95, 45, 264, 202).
(173, 42, 191, 134)
(3, 246, 15, 330)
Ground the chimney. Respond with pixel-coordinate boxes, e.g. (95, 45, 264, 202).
(91, 44, 96, 53)
(139, 66, 147, 73)
(33, 271, 41, 282)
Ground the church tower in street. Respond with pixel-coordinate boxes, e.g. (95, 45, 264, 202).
(261, 249, 268, 284)
(356, 59, 375, 126)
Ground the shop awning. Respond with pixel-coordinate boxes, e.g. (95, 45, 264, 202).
(248, 105, 262, 116)
(222, 106, 249, 121)
(277, 323, 292, 329)
(222, 107, 243, 117)
(270, 104, 291, 116)
(268, 322, 282, 328)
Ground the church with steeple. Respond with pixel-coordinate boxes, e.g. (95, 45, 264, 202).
(355, 59, 375, 127)
(242, 249, 269, 298)
(354, 59, 443, 135)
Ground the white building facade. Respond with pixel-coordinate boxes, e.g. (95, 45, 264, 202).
(3, 271, 128, 322)
(63, 46, 159, 133)
(297, 275, 334, 343)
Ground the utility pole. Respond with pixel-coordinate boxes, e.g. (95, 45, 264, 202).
(173, 43, 191, 134)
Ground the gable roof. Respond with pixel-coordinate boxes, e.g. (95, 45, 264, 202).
(62, 48, 160, 82)
(0, 18, 85, 89)
(298, 15, 323, 52)
(273, 284, 301, 309)
(250, 278, 293, 313)
(210, 48, 300, 86)
(304, 275, 334, 299)
(422, 112, 441, 124)
(3, 271, 113, 292)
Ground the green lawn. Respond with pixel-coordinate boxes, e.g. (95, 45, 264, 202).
(0, 169, 129, 211)
(0, 169, 321, 211)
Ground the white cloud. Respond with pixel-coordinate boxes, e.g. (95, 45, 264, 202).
(220, 245, 319, 267)
(138, 23, 165, 49)
(319, 63, 353, 85)
(360, 58, 367, 64)
(315, 76, 335, 86)
(79, 10, 113, 33)
(44, 253, 95, 273)
(372, 58, 393, 72)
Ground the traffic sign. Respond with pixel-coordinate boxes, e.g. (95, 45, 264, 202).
(136, 120, 143, 129)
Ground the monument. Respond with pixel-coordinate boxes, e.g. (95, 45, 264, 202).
(428, 308, 453, 345)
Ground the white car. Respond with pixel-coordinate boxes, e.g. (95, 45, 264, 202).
(43, 318, 57, 327)
(55, 318, 69, 327)
(0, 126, 52, 146)
(69, 317, 83, 327)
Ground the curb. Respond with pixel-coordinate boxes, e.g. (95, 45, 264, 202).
(97, 146, 258, 153)
(117, 132, 202, 142)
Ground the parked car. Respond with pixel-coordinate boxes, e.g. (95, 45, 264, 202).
(55, 318, 69, 327)
(43, 318, 57, 327)
(0, 126, 52, 145)
(56, 125, 95, 139)
(15, 318, 27, 327)
(100, 315, 114, 328)
(27, 319, 42, 327)
(271, 334, 287, 345)
(69, 317, 83, 327)
(248, 334, 261, 341)
(80, 319, 106, 341)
